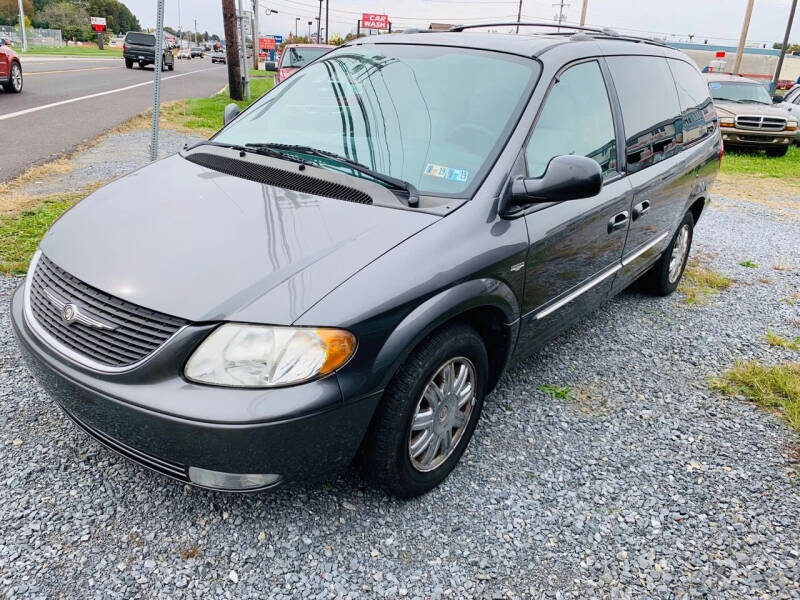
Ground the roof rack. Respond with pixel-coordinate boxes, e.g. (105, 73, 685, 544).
(448, 21, 669, 48)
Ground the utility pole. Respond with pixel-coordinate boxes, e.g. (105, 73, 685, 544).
(194, 19, 198, 45)
(307, 20, 311, 40)
(178, 0, 182, 49)
(325, 0, 329, 43)
(733, 0, 755, 75)
(772, 0, 798, 93)
(317, 0, 322, 41)
(17, 0, 27, 51)
(252, 0, 260, 69)
(515, 0, 522, 34)
(579, 0, 588, 26)
(150, 0, 165, 162)
(237, 0, 250, 99)
(553, 0, 569, 32)
(221, 0, 243, 100)
(295, 17, 299, 39)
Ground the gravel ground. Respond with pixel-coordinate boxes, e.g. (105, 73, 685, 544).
(1, 191, 799, 599)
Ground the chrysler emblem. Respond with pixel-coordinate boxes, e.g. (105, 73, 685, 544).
(61, 303, 78, 324)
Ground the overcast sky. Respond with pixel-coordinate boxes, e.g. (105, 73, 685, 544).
(124, 0, 799, 46)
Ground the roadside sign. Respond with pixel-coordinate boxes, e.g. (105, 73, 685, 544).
(259, 37, 276, 50)
(272, 35, 283, 44)
(90, 17, 107, 32)
(361, 13, 389, 30)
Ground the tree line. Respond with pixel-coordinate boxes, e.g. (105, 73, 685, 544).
(0, 0, 140, 40)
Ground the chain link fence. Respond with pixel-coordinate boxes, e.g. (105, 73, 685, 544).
(0, 26, 63, 47)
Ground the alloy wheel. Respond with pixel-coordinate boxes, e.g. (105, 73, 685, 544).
(408, 357, 476, 472)
(11, 63, 22, 91)
(668, 224, 690, 284)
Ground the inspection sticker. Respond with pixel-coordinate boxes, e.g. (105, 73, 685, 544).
(424, 163, 469, 183)
(708, 82, 721, 89)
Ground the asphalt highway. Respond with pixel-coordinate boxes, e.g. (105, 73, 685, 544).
(0, 55, 228, 182)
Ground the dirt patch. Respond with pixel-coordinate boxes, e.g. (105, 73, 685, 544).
(712, 173, 800, 219)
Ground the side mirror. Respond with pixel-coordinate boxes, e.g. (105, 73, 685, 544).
(509, 155, 603, 208)
(264, 61, 277, 72)
(223, 103, 240, 126)
(773, 94, 784, 103)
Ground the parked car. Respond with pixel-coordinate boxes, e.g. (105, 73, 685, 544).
(0, 37, 22, 93)
(177, 49, 192, 60)
(211, 51, 226, 64)
(705, 73, 797, 156)
(123, 31, 175, 70)
(190, 46, 204, 58)
(273, 43, 334, 83)
(12, 26, 720, 498)
(775, 84, 800, 144)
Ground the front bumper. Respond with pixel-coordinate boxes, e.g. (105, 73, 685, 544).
(10, 284, 381, 491)
(720, 126, 794, 148)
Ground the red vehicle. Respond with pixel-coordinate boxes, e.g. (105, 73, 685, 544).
(274, 43, 334, 84)
(0, 38, 23, 93)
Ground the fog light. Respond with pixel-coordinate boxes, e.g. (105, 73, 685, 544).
(188, 467, 281, 491)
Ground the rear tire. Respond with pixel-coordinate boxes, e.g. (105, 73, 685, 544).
(125, 58, 133, 69)
(640, 211, 694, 296)
(358, 323, 488, 498)
(3, 62, 22, 93)
(138, 61, 145, 69)
(765, 146, 788, 157)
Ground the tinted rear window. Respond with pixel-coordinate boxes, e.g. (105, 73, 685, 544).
(126, 33, 155, 46)
(668, 59, 717, 145)
(607, 55, 682, 172)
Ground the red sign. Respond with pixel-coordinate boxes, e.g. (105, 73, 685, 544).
(715, 51, 726, 58)
(90, 16, 107, 32)
(361, 13, 389, 30)
(259, 37, 276, 50)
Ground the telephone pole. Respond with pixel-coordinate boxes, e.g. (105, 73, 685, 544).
(553, 0, 569, 32)
(221, 0, 243, 100)
(515, 0, 522, 34)
(252, 0, 260, 69)
(772, 0, 798, 93)
(17, 0, 27, 51)
(733, 0, 755, 75)
(325, 0, 329, 43)
(316, 0, 322, 41)
(579, 0, 588, 26)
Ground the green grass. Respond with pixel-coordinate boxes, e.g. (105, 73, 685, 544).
(13, 45, 123, 57)
(678, 261, 733, 305)
(720, 145, 800, 179)
(739, 260, 759, 268)
(0, 193, 83, 275)
(160, 76, 273, 135)
(710, 361, 800, 432)
(538, 384, 572, 400)
(249, 69, 274, 79)
(766, 331, 800, 351)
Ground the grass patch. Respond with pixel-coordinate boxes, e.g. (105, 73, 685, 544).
(766, 331, 800, 351)
(538, 384, 572, 400)
(720, 145, 800, 180)
(739, 260, 758, 269)
(159, 77, 274, 137)
(14, 45, 123, 57)
(0, 193, 83, 275)
(710, 361, 800, 431)
(249, 69, 274, 79)
(678, 259, 733, 305)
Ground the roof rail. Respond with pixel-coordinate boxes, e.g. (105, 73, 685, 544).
(449, 22, 611, 34)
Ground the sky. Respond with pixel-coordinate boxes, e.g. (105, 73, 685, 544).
(124, 0, 799, 46)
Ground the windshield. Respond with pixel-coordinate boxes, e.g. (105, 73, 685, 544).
(126, 33, 154, 46)
(280, 46, 330, 68)
(215, 44, 540, 196)
(709, 81, 772, 104)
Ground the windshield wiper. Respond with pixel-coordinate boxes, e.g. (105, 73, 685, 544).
(186, 140, 314, 167)
(726, 99, 770, 105)
(245, 143, 420, 207)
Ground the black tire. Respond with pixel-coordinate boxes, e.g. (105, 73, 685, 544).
(3, 61, 22, 93)
(138, 61, 145, 69)
(640, 211, 694, 296)
(358, 323, 489, 498)
(168, 62, 174, 71)
(765, 146, 788, 157)
(125, 58, 133, 69)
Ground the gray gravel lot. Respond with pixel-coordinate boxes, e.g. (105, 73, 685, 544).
(1, 178, 799, 597)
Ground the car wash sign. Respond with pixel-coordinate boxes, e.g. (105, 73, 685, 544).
(90, 16, 107, 32)
(361, 13, 389, 30)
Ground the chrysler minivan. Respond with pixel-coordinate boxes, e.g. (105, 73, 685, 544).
(12, 24, 720, 497)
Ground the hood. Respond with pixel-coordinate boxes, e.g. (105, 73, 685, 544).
(713, 100, 793, 118)
(39, 154, 438, 324)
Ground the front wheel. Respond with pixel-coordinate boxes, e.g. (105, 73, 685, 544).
(640, 211, 694, 296)
(358, 323, 488, 497)
(3, 62, 22, 93)
(765, 146, 788, 157)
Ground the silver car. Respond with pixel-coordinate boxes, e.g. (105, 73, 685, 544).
(775, 84, 800, 143)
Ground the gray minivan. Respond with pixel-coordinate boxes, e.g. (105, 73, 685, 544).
(12, 24, 721, 497)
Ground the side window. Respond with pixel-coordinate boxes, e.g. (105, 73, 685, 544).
(525, 60, 617, 178)
(606, 56, 682, 172)
(668, 58, 717, 146)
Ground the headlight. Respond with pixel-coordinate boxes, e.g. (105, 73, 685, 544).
(786, 119, 798, 132)
(185, 324, 356, 387)
(719, 117, 734, 127)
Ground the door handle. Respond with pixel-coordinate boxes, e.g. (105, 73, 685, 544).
(607, 211, 630, 234)
(632, 200, 651, 221)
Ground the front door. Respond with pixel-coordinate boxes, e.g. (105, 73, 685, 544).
(516, 59, 632, 353)
(0, 46, 9, 81)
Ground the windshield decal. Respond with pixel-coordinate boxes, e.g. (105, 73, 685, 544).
(424, 164, 469, 183)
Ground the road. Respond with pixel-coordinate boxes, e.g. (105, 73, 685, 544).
(0, 56, 227, 182)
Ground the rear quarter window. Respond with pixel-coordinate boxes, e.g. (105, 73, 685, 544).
(126, 33, 155, 46)
(606, 55, 682, 173)
(667, 59, 717, 146)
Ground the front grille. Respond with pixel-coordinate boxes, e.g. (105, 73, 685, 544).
(184, 152, 373, 204)
(735, 115, 787, 131)
(29, 254, 187, 368)
(62, 406, 190, 482)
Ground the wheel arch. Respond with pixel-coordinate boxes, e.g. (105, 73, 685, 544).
(688, 196, 705, 224)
